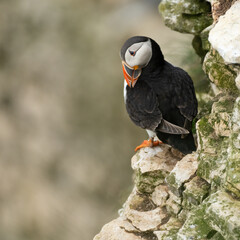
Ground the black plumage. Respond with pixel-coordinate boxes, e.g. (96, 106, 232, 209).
(121, 36, 198, 154)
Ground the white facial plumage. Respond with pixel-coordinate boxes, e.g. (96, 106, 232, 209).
(124, 39, 152, 68)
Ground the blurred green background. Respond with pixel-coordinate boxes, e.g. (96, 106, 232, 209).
(0, 0, 204, 239)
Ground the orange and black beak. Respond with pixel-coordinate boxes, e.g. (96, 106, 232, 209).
(122, 61, 142, 88)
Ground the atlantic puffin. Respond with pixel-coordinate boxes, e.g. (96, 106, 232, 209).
(120, 36, 198, 155)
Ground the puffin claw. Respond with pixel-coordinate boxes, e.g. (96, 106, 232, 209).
(134, 139, 163, 152)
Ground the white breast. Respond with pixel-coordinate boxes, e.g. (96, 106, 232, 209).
(146, 129, 156, 138)
(123, 80, 127, 104)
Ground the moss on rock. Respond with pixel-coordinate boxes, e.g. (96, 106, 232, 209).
(192, 35, 208, 60)
(196, 95, 236, 187)
(135, 169, 166, 194)
(177, 206, 213, 239)
(132, 146, 181, 194)
(197, 125, 229, 186)
(224, 97, 240, 198)
(165, 153, 198, 196)
(183, 176, 210, 207)
(204, 191, 240, 240)
(159, 0, 212, 34)
(200, 25, 213, 52)
(154, 217, 183, 240)
(203, 49, 239, 94)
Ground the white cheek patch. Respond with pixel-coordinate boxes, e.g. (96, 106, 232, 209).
(125, 39, 152, 68)
(129, 42, 143, 52)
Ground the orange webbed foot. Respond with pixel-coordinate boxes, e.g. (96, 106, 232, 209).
(134, 139, 163, 152)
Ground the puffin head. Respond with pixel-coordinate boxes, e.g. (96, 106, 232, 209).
(120, 36, 152, 88)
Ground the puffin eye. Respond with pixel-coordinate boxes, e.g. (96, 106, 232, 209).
(129, 50, 136, 56)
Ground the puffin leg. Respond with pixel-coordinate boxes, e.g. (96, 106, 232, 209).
(134, 138, 162, 152)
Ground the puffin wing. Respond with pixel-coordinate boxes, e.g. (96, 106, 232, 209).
(171, 67, 198, 123)
(126, 82, 163, 131)
(157, 119, 189, 134)
(126, 83, 189, 134)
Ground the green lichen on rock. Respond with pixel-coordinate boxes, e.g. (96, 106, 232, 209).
(225, 97, 240, 198)
(182, 176, 210, 208)
(166, 191, 182, 216)
(196, 95, 236, 186)
(132, 146, 181, 194)
(197, 131, 228, 186)
(204, 191, 240, 240)
(165, 153, 198, 196)
(154, 217, 183, 240)
(211, 95, 235, 114)
(196, 93, 215, 121)
(200, 25, 213, 52)
(191, 23, 213, 60)
(197, 115, 214, 139)
(159, 0, 212, 34)
(196, 97, 240, 236)
(177, 206, 213, 239)
(210, 232, 225, 240)
(203, 49, 239, 93)
(178, 190, 240, 240)
(135, 169, 166, 194)
(192, 35, 208, 60)
(197, 152, 227, 187)
(226, 144, 240, 198)
(128, 193, 157, 211)
(154, 230, 178, 240)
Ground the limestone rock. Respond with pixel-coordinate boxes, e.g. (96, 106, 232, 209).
(123, 188, 169, 232)
(211, 232, 225, 240)
(177, 207, 213, 240)
(182, 176, 210, 208)
(154, 217, 183, 240)
(197, 129, 228, 186)
(151, 185, 169, 207)
(178, 190, 240, 240)
(231, 97, 240, 149)
(159, 0, 212, 34)
(211, 0, 237, 23)
(235, 73, 240, 90)
(165, 153, 198, 196)
(124, 206, 168, 232)
(165, 190, 182, 216)
(209, 1, 240, 64)
(200, 25, 213, 52)
(210, 96, 235, 137)
(192, 24, 214, 59)
(192, 35, 208, 60)
(204, 191, 240, 240)
(93, 217, 142, 240)
(225, 97, 240, 198)
(203, 48, 238, 93)
(117, 216, 139, 233)
(132, 145, 181, 193)
(196, 95, 240, 194)
(131, 145, 180, 174)
(177, 209, 189, 222)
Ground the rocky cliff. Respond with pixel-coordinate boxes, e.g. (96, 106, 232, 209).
(94, 1, 240, 239)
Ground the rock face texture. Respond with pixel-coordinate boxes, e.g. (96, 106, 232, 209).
(209, 1, 240, 64)
(94, 1, 240, 239)
(159, 0, 212, 35)
(95, 147, 240, 240)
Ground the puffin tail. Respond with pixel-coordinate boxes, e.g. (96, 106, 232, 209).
(157, 131, 196, 155)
